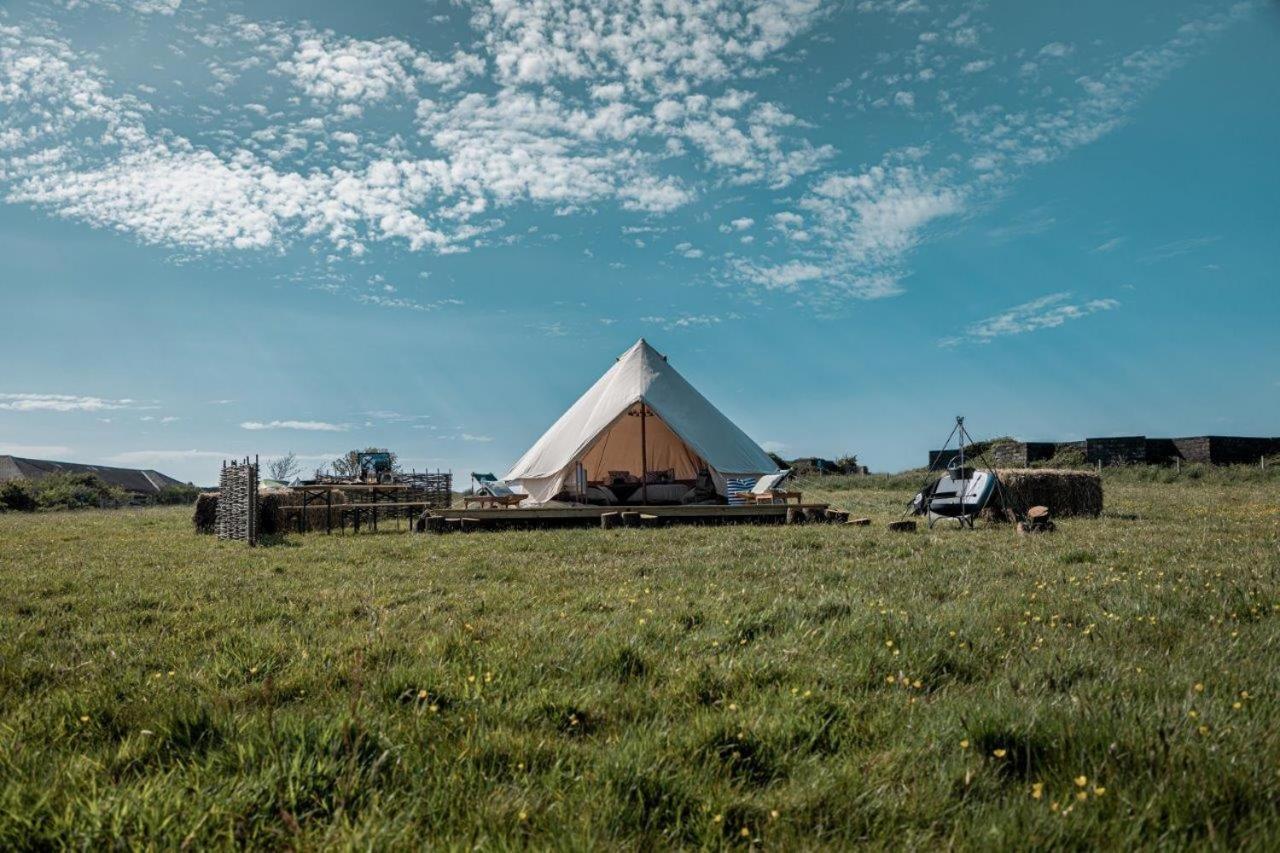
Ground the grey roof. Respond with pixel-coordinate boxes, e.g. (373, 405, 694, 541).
(0, 456, 185, 493)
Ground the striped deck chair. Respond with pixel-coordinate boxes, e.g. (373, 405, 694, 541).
(725, 476, 758, 506)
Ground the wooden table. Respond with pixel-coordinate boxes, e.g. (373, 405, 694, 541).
(288, 483, 450, 534)
(741, 490, 804, 505)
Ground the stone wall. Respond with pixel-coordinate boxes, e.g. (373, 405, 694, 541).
(990, 442, 1056, 467)
(926, 434, 1277, 469)
(1084, 436, 1147, 466)
(1173, 436, 1277, 465)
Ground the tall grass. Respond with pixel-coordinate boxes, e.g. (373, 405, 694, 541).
(1, 478, 1278, 848)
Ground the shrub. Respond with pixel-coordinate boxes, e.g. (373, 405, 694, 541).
(0, 480, 37, 512)
(153, 483, 200, 506)
(31, 473, 129, 511)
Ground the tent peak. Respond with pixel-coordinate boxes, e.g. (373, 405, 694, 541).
(626, 337, 667, 362)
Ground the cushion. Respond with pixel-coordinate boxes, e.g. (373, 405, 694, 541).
(751, 472, 790, 494)
(585, 485, 618, 505)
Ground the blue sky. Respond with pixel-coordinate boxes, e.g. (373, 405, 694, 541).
(1, 0, 1277, 484)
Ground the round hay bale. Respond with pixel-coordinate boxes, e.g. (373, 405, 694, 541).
(986, 469, 1102, 519)
(192, 492, 218, 533)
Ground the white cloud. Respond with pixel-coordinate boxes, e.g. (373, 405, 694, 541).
(0, 392, 142, 412)
(105, 449, 232, 465)
(730, 259, 826, 291)
(240, 420, 349, 432)
(730, 217, 754, 231)
(278, 34, 481, 103)
(0, 443, 74, 457)
(1139, 235, 1219, 264)
(1038, 41, 1074, 58)
(10, 144, 302, 251)
(0, 0, 1257, 318)
(469, 0, 827, 92)
(68, 1, 183, 14)
(641, 313, 732, 330)
(945, 292, 1120, 345)
(460, 433, 493, 442)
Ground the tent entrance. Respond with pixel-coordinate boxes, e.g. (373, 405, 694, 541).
(575, 401, 707, 502)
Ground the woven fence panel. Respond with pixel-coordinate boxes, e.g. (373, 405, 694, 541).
(215, 460, 258, 545)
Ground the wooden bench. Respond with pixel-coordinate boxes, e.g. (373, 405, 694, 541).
(332, 502, 434, 533)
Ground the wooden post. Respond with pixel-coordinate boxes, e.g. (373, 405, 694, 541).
(639, 400, 648, 506)
(326, 489, 332, 534)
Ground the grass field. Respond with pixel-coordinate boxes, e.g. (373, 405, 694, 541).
(1, 471, 1278, 849)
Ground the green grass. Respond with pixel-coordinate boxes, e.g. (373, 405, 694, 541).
(1, 475, 1278, 849)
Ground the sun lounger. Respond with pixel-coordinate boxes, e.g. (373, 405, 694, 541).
(744, 471, 802, 504)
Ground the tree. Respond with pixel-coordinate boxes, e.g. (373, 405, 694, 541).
(267, 452, 301, 482)
(332, 448, 399, 479)
(834, 453, 860, 475)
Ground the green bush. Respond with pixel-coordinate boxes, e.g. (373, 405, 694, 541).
(0, 480, 37, 512)
(152, 483, 200, 506)
(31, 473, 129, 511)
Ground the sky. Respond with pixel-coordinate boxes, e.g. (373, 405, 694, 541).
(1, 0, 1277, 485)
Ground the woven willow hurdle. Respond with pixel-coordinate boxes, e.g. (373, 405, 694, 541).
(215, 457, 259, 546)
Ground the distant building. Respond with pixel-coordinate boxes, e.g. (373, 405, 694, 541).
(0, 456, 186, 495)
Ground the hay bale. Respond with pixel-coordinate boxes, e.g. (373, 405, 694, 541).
(259, 488, 350, 534)
(987, 469, 1102, 519)
(192, 492, 218, 533)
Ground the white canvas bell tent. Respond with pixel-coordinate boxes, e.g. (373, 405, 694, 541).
(504, 339, 781, 504)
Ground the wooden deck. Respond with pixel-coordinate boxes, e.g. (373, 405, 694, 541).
(419, 502, 838, 532)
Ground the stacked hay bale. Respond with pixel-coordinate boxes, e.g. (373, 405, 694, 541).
(192, 488, 352, 535)
(193, 492, 218, 533)
(258, 487, 349, 534)
(986, 468, 1103, 519)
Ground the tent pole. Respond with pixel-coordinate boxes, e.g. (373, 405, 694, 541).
(640, 399, 648, 505)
